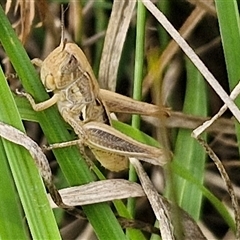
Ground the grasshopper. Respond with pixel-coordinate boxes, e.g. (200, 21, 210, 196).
(19, 26, 169, 172)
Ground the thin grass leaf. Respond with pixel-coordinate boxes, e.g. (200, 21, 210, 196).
(13, 94, 39, 122)
(93, 0, 107, 74)
(128, 1, 146, 225)
(215, 0, 240, 88)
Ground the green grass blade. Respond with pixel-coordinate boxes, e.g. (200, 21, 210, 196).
(128, 1, 147, 220)
(169, 58, 207, 220)
(215, 0, 240, 87)
(13, 94, 39, 122)
(215, 0, 240, 146)
(0, 66, 61, 239)
(0, 5, 126, 240)
(0, 140, 29, 239)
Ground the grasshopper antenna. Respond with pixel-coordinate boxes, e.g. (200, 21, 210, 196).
(60, 4, 69, 50)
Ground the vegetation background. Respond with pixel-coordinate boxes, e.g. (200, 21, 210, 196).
(0, 0, 240, 239)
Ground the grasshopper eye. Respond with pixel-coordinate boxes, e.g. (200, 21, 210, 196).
(44, 74, 56, 91)
(61, 54, 78, 74)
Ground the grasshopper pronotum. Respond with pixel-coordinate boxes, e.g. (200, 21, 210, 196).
(19, 21, 170, 172)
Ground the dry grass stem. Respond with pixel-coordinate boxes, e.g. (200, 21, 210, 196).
(195, 137, 240, 239)
(129, 157, 174, 239)
(98, 0, 136, 91)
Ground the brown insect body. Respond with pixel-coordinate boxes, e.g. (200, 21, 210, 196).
(38, 40, 129, 171)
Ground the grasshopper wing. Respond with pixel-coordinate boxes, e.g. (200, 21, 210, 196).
(83, 121, 170, 169)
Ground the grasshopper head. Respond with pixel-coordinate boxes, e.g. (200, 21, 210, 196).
(40, 41, 99, 97)
(40, 41, 76, 91)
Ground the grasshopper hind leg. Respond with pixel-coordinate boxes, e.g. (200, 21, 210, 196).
(45, 139, 82, 150)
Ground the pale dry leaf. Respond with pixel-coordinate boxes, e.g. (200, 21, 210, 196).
(5, 0, 20, 15)
(5, 0, 12, 14)
(0, 121, 52, 187)
(8, 0, 36, 44)
(48, 179, 145, 208)
(68, 1, 82, 42)
(223, 230, 236, 240)
(75, 223, 96, 240)
(20, 0, 35, 44)
(60, 219, 96, 240)
(141, 0, 240, 123)
(98, 0, 136, 91)
(82, 31, 105, 47)
(0, 121, 67, 210)
(198, 221, 218, 240)
(82, 0, 95, 16)
(129, 157, 174, 240)
(14, 0, 21, 14)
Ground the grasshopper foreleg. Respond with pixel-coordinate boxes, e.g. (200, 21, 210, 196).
(16, 90, 60, 111)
